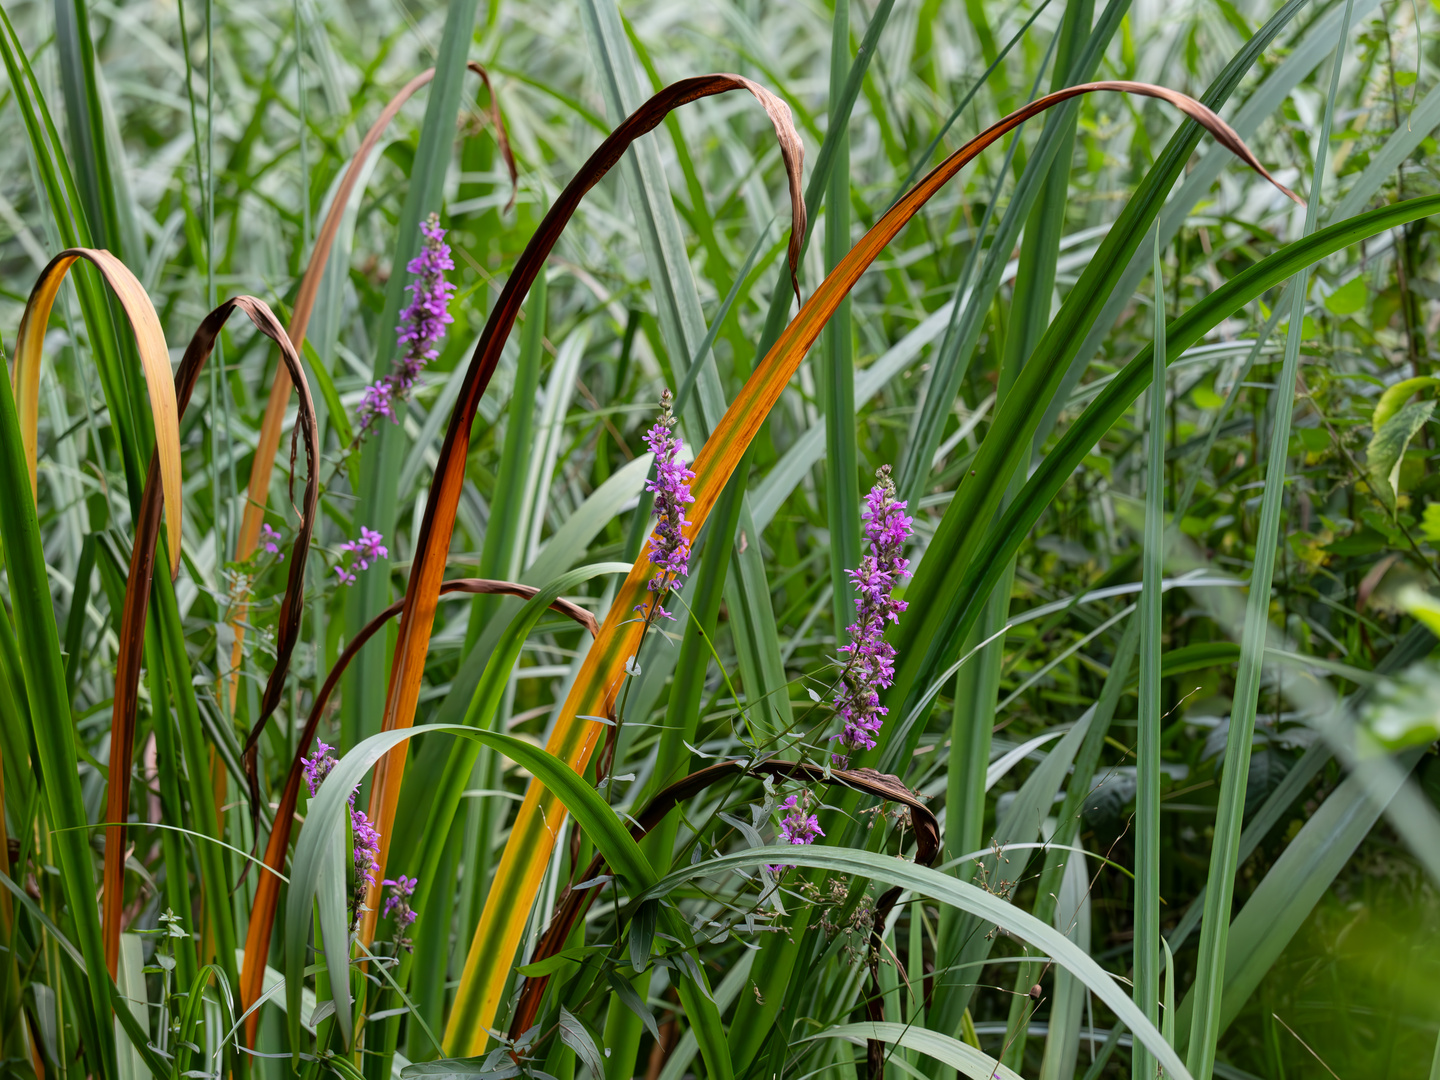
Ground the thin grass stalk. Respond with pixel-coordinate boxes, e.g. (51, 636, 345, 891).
(1183, 4, 1356, 1077)
(1134, 227, 1167, 1080)
(823, 0, 860, 639)
(52, 0, 125, 261)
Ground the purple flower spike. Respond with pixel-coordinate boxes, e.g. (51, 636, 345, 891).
(382, 875, 419, 951)
(354, 213, 455, 440)
(394, 214, 456, 393)
(334, 565, 357, 587)
(637, 389, 695, 622)
(301, 737, 384, 931)
(302, 739, 337, 797)
(830, 466, 913, 767)
(260, 523, 285, 560)
(768, 791, 824, 874)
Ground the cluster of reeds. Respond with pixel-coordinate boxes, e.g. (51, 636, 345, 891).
(1, 0, 1439, 1077)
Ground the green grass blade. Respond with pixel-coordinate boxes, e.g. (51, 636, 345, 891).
(822, 0, 860, 640)
(1174, 747, 1426, 1055)
(647, 847, 1196, 1080)
(1134, 226, 1167, 1080)
(1185, 7, 1355, 1075)
(0, 357, 114, 1075)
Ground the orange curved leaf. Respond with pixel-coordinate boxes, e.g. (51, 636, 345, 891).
(11, 249, 182, 574)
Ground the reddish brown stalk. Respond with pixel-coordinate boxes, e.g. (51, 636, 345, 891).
(357, 73, 807, 950)
(238, 577, 596, 1041)
(102, 297, 318, 977)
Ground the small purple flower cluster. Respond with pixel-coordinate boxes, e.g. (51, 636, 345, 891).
(768, 792, 824, 874)
(302, 739, 385, 931)
(357, 213, 456, 435)
(382, 875, 418, 951)
(334, 527, 388, 586)
(636, 389, 695, 622)
(259, 523, 284, 561)
(831, 466, 913, 766)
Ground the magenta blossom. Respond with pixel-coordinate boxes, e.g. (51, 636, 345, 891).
(334, 527, 387, 587)
(636, 389, 695, 622)
(342, 527, 389, 570)
(768, 791, 824, 874)
(259, 523, 284, 560)
(357, 380, 396, 434)
(831, 466, 913, 766)
(382, 874, 418, 951)
(356, 213, 456, 436)
(302, 738, 383, 931)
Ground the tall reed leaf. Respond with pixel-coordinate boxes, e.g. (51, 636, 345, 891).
(1185, 4, 1355, 1074)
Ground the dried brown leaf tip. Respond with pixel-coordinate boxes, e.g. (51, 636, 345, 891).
(725, 75, 808, 302)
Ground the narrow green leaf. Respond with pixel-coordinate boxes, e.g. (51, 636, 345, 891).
(1186, 7, 1356, 1075)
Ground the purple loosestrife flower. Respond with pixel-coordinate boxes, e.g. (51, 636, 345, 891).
(302, 739, 337, 796)
(830, 466, 913, 767)
(354, 213, 455, 436)
(349, 809, 382, 925)
(768, 792, 823, 874)
(356, 379, 396, 435)
(259, 523, 284, 560)
(302, 738, 384, 931)
(636, 389, 695, 622)
(342, 527, 389, 570)
(393, 214, 456, 393)
(382, 875, 418, 951)
(334, 527, 387, 587)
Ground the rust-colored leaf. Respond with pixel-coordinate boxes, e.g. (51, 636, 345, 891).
(227, 62, 517, 707)
(11, 249, 182, 574)
(443, 80, 1297, 1053)
(238, 577, 596, 1042)
(356, 72, 807, 957)
(101, 296, 318, 976)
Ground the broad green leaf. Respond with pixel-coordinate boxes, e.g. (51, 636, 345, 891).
(1366, 399, 1434, 509)
(1323, 273, 1368, 315)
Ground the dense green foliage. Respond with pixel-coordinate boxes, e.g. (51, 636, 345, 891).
(1, 0, 1439, 1077)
